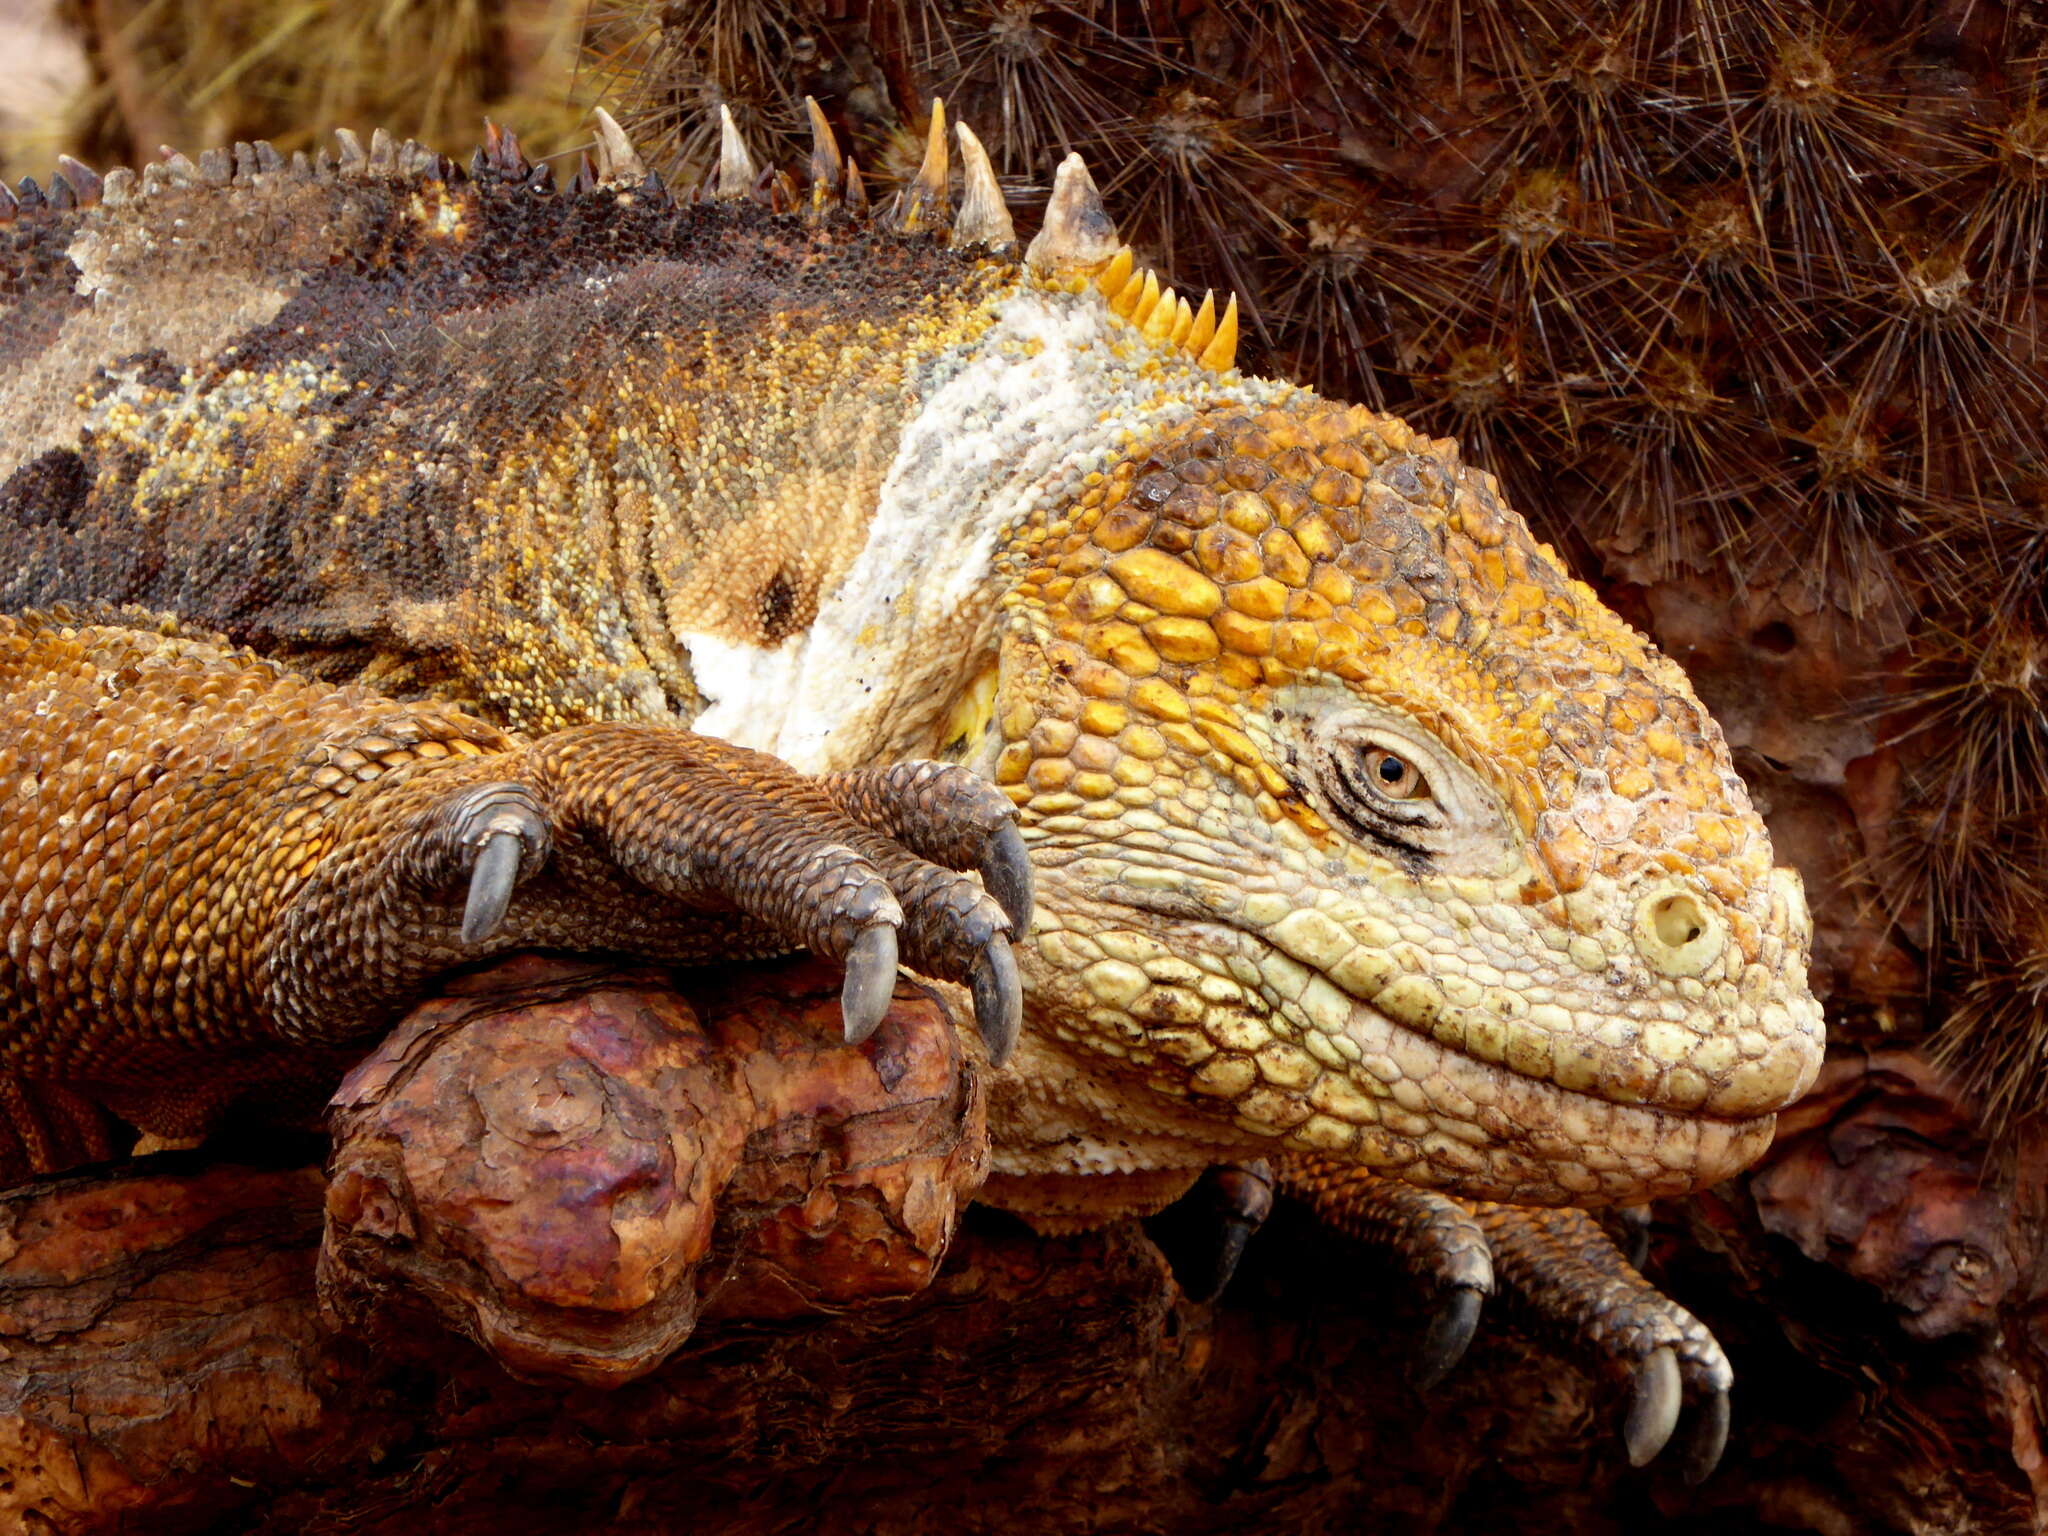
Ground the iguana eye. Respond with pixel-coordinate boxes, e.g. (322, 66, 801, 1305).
(1361, 746, 1428, 802)
(1277, 694, 1516, 873)
(1314, 734, 1441, 854)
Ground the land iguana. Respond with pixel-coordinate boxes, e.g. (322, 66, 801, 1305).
(0, 103, 1824, 1473)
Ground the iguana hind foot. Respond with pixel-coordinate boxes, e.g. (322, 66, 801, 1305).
(1473, 1200, 1732, 1481)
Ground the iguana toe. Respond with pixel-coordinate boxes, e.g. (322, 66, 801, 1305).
(460, 834, 523, 945)
(1149, 1158, 1279, 1304)
(1280, 1160, 1496, 1385)
(819, 761, 1035, 936)
(978, 822, 1034, 935)
(1472, 1201, 1734, 1476)
(1679, 1385, 1732, 1484)
(840, 837, 1018, 1057)
(1159, 1158, 1488, 1380)
(415, 729, 1032, 1063)
(1203, 1161, 1277, 1300)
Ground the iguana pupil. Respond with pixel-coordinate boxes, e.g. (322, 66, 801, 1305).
(1368, 748, 1423, 797)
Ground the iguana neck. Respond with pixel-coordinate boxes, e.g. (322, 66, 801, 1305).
(679, 282, 1297, 773)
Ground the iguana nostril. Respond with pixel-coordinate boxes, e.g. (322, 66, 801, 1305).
(1634, 888, 1724, 978)
(1651, 894, 1705, 949)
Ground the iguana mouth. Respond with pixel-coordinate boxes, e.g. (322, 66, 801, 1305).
(1049, 880, 1819, 1203)
(1274, 976, 1782, 1205)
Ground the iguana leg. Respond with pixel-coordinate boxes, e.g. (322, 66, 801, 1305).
(0, 616, 1024, 1141)
(1471, 1201, 1732, 1481)
(430, 724, 1024, 1057)
(1277, 1158, 1731, 1479)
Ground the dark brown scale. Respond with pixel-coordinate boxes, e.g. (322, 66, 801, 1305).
(0, 449, 89, 531)
(755, 567, 809, 643)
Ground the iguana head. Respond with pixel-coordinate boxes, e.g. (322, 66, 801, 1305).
(992, 177, 1825, 1205)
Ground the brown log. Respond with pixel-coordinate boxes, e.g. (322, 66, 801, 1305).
(0, 989, 2041, 1533)
(318, 954, 985, 1387)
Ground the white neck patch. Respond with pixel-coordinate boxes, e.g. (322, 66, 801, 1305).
(677, 285, 1296, 771)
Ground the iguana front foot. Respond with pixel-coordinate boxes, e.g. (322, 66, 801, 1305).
(286, 725, 1027, 1065)
(1281, 1161, 1731, 1480)
(1473, 1201, 1732, 1482)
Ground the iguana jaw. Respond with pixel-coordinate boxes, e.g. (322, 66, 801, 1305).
(1013, 853, 1817, 1206)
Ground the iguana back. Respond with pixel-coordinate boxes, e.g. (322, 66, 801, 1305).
(0, 130, 1267, 766)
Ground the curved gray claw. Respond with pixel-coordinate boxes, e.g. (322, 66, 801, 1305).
(978, 822, 1035, 935)
(460, 830, 527, 945)
(1679, 1389, 1731, 1484)
(1413, 1285, 1484, 1392)
(1212, 1164, 1275, 1287)
(840, 923, 901, 1045)
(1624, 1346, 1683, 1467)
(1192, 1162, 1274, 1303)
(453, 793, 549, 945)
(1207, 1222, 1255, 1304)
(970, 938, 1022, 1067)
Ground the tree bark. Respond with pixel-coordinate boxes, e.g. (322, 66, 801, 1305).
(0, 974, 2039, 1534)
(316, 955, 984, 1389)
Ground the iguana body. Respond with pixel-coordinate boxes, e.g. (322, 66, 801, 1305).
(0, 110, 1823, 1454)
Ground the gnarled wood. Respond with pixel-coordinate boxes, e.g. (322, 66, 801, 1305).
(0, 1019, 2039, 1533)
(319, 954, 985, 1387)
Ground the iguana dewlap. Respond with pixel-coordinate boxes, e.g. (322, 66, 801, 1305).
(0, 105, 1823, 1457)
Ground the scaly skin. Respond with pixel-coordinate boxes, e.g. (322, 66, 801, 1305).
(984, 397, 1819, 1207)
(0, 612, 1017, 1132)
(0, 115, 1825, 1449)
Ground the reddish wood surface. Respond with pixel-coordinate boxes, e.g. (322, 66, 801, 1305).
(318, 955, 985, 1387)
(0, 963, 2039, 1533)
